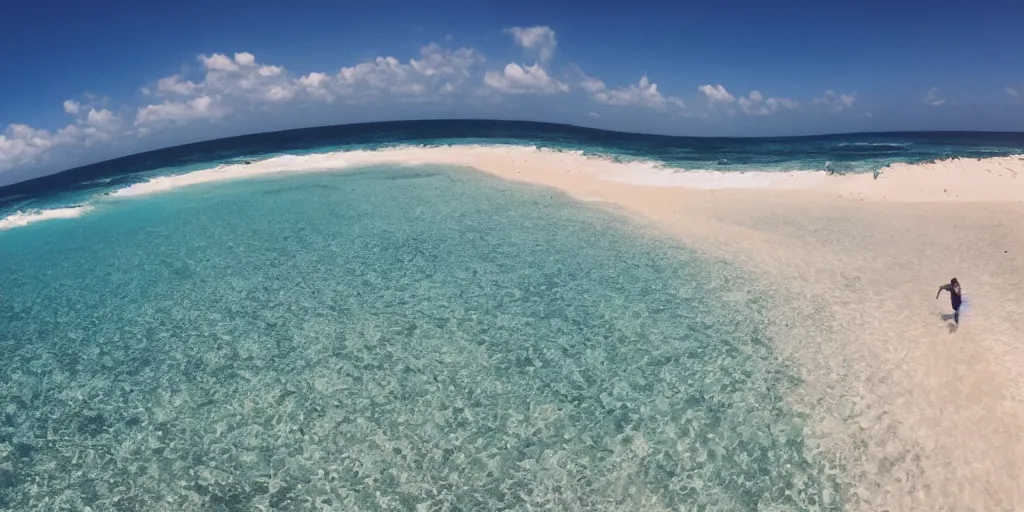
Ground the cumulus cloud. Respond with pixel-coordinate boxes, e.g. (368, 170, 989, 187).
(157, 75, 199, 95)
(234, 52, 256, 67)
(699, 84, 735, 103)
(737, 90, 798, 115)
(200, 53, 240, 72)
(0, 125, 55, 171)
(578, 73, 685, 111)
(484, 63, 568, 94)
(3, 43, 492, 174)
(923, 87, 946, 107)
(135, 96, 225, 127)
(484, 26, 565, 95)
(698, 85, 796, 115)
(0, 105, 124, 172)
(812, 90, 857, 113)
(63, 100, 80, 115)
(410, 43, 481, 77)
(293, 45, 483, 103)
(0, 28, 877, 179)
(258, 65, 284, 77)
(86, 108, 120, 131)
(505, 26, 557, 66)
(139, 52, 306, 118)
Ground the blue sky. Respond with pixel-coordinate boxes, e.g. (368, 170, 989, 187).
(1, 0, 1022, 182)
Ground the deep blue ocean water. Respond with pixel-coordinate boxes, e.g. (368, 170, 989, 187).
(0, 120, 1021, 509)
(2, 120, 1023, 217)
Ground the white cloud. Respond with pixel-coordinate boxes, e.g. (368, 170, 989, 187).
(258, 65, 284, 77)
(299, 45, 484, 102)
(699, 84, 734, 103)
(484, 63, 568, 94)
(86, 108, 119, 130)
(135, 96, 225, 127)
(0, 31, 881, 179)
(298, 72, 330, 88)
(144, 52, 305, 112)
(579, 75, 606, 95)
(234, 52, 256, 67)
(264, 85, 295, 102)
(297, 72, 332, 100)
(410, 43, 482, 77)
(591, 75, 685, 110)
(0, 105, 124, 172)
(505, 26, 557, 65)
(200, 53, 240, 72)
(157, 74, 199, 95)
(698, 84, 794, 115)
(339, 56, 408, 86)
(737, 90, 798, 115)
(570, 67, 684, 111)
(0, 124, 55, 171)
(923, 87, 946, 107)
(812, 90, 857, 113)
(1006, 86, 1020, 103)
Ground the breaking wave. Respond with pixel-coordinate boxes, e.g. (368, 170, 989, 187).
(0, 206, 93, 231)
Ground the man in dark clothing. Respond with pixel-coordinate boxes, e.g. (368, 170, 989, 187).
(936, 277, 962, 325)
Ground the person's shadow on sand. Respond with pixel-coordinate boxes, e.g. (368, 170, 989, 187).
(939, 313, 959, 333)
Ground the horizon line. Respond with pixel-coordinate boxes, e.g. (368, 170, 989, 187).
(3, 118, 1023, 191)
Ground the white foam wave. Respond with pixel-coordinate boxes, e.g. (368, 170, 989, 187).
(0, 206, 93, 231)
(836, 142, 912, 148)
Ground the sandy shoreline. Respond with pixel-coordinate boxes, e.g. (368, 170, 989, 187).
(6, 145, 1024, 508)
(378, 147, 1024, 510)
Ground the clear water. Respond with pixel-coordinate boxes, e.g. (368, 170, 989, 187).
(0, 166, 841, 510)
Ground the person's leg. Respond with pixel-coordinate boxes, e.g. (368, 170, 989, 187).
(954, 308, 960, 325)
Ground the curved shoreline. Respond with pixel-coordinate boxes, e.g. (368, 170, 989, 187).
(2, 144, 1023, 508)
(438, 148, 1024, 510)
(3, 145, 1023, 230)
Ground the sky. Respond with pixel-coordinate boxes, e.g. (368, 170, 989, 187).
(1, 0, 1022, 183)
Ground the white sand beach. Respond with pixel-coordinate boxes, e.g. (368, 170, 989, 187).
(444, 148, 1024, 511)
(271, 146, 1024, 511)
(89, 145, 1024, 509)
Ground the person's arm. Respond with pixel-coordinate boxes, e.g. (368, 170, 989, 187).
(937, 284, 952, 299)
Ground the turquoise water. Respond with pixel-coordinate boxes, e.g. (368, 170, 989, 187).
(0, 165, 841, 510)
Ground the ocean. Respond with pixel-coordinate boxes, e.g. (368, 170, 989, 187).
(0, 120, 1022, 510)
(2, 120, 1024, 222)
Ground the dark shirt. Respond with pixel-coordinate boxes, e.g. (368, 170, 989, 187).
(939, 283, 962, 308)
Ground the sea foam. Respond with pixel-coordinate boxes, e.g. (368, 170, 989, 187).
(0, 206, 93, 230)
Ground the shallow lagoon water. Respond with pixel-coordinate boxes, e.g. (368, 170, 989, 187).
(0, 165, 841, 510)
